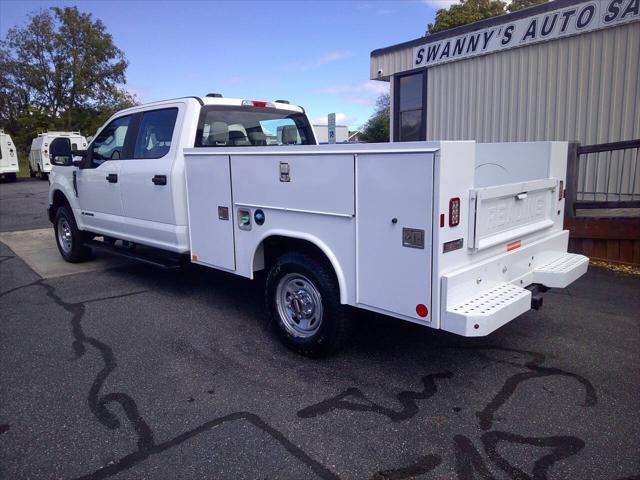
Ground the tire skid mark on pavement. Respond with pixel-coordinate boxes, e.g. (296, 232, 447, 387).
(297, 371, 453, 422)
(296, 345, 598, 480)
(27, 279, 339, 480)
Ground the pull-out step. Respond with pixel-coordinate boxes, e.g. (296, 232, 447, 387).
(443, 283, 531, 337)
(533, 253, 589, 288)
(87, 239, 188, 270)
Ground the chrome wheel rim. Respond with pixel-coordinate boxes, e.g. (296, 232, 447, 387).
(276, 273, 323, 338)
(57, 217, 73, 254)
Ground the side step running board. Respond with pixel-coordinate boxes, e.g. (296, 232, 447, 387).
(87, 239, 188, 270)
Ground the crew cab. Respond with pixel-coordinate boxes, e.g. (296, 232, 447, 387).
(47, 95, 588, 355)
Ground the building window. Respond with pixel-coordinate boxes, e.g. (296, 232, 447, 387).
(395, 71, 425, 142)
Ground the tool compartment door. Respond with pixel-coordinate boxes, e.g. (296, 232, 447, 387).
(184, 154, 235, 270)
(356, 152, 434, 322)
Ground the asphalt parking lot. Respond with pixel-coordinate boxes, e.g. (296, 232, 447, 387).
(0, 178, 639, 480)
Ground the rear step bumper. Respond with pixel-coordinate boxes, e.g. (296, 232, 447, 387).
(445, 283, 532, 336)
(440, 231, 588, 337)
(532, 253, 589, 288)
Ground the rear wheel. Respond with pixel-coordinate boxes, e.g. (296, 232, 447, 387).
(266, 252, 353, 356)
(54, 206, 91, 263)
(37, 165, 48, 181)
(7, 173, 17, 182)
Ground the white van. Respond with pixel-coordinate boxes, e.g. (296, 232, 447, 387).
(0, 130, 19, 182)
(29, 132, 87, 179)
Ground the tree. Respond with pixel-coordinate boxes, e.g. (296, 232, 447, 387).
(507, 0, 548, 12)
(360, 93, 390, 143)
(0, 6, 136, 157)
(427, 0, 548, 34)
(428, 0, 506, 34)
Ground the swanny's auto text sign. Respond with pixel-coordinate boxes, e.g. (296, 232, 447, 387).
(413, 0, 639, 68)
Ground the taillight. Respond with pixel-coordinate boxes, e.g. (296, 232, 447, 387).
(449, 197, 460, 227)
(241, 100, 274, 108)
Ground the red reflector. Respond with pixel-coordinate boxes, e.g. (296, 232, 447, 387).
(252, 100, 268, 107)
(416, 304, 429, 318)
(440, 213, 445, 228)
(449, 197, 460, 227)
(507, 240, 521, 252)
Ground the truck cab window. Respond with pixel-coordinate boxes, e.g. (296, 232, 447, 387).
(196, 106, 313, 147)
(134, 108, 178, 159)
(91, 115, 132, 166)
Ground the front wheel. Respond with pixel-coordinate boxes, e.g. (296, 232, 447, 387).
(54, 206, 91, 263)
(265, 252, 353, 356)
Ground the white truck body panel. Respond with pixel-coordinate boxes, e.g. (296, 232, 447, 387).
(0, 132, 20, 176)
(183, 140, 587, 332)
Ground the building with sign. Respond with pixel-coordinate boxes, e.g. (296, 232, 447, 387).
(370, 0, 639, 145)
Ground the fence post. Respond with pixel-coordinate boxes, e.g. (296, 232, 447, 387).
(564, 142, 580, 223)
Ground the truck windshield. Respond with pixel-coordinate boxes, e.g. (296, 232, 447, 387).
(195, 105, 314, 147)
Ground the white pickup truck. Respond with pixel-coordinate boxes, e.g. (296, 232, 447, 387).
(48, 95, 588, 355)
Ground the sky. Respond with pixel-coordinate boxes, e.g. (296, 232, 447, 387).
(0, 0, 453, 129)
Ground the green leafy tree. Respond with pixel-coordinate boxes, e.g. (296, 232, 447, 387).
(427, 0, 548, 34)
(428, 0, 507, 34)
(360, 93, 390, 143)
(0, 6, 136, 160)
(507, 0, 548, 12)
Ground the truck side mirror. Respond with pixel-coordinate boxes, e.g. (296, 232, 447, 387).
(50, 137, 73, 166)
(71, 149, 87, 168)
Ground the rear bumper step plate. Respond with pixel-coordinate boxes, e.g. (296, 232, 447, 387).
(533, 253, 589, 288)
(444, 283, 531, 337)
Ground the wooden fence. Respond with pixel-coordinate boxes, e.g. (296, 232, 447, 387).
(564, 140, 640, 265)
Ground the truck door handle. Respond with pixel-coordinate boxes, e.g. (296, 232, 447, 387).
(152, 175, 167, 186)
(106, 173, 118, 183)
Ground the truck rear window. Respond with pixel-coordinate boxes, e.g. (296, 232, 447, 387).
(195, 106, 314, 147)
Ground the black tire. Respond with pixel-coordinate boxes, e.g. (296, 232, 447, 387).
(265, 252, 353, 356)
(7, 173, 17, 182)
(54, 205, 91, 263)
(29, 165, 36, 178)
